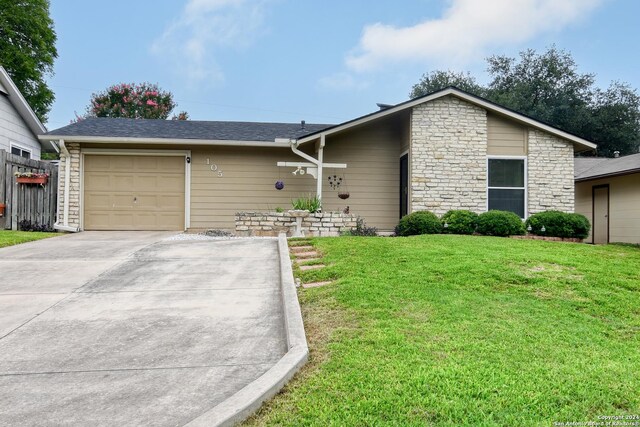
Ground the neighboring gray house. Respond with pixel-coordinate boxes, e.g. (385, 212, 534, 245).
(41, 87, 597, 232)
(0, 65, 52, 159)
(575, 153, 640, 244)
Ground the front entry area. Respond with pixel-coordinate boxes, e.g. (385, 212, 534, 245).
(83, 154, 186, 230)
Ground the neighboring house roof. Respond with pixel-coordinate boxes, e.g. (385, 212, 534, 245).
(574, 153, 640, 181)
(296, 86, 598, 152)
(0, 65, 47, 137)
(42, 117, 332, 147)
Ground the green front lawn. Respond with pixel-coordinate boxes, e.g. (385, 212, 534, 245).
(0, 230, 58, 248)
(248, 235, 640, 426)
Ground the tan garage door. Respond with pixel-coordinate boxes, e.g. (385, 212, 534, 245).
(84, 155, 186, 230)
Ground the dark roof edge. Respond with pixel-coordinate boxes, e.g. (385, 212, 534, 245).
(575, 167, 640, 182)
(296, 86, 598, 150)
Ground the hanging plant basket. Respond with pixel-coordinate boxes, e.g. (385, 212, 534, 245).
(16, 176, 48, 185)
(338, 192, 350, 200)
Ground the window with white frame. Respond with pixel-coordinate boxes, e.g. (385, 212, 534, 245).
(487, 157, 526, 218)
(10, 143, 31, 159)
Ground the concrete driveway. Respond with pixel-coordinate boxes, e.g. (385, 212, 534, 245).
(0, 232, 286, 426)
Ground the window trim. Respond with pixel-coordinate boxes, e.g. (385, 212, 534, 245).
(486, 155, 528, 219)
(10, 142, 32, 159)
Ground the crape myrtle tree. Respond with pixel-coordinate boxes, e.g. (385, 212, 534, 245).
(410, 47, 640, 157)
(0, 0, 58, 122)
(86, 82, 188, 120)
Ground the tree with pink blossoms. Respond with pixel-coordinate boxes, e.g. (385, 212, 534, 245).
(86, 82, 187, 120)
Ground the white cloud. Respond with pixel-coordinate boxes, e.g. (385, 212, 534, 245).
(318, 72, 370, 91)
(346, 0, 604, 72)
(152, 0, 270, 85)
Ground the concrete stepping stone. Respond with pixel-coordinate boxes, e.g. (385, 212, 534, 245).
(302, 281, 333, 289)
(294, 251, 319, 259)
(298, 264, 325, 271)
(290, 245, 314, 253)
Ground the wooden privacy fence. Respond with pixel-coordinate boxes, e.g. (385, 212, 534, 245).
(0, 150, 58, 230)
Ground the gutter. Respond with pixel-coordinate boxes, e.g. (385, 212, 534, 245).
(54, 139, 79, 232)
(38, 134, 290, 148)
(575, 168, 640, 182)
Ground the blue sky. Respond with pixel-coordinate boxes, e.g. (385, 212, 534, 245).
(46, 0, 640, 130)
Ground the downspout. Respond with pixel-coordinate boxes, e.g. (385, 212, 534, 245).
(54, 139, 79, 232)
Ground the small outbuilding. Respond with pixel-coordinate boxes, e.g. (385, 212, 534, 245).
(575, 153, 640, 244)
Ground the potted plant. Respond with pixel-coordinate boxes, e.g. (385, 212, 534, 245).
(14, 171, 49, 185)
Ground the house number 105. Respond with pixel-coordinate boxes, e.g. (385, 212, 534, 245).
(206, 158, 223, 177)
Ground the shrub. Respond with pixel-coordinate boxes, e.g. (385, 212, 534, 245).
(525, 211, 591, 239)
(17, 220, 54, 232)
(343, 217, 378, 237)
(291, 194, 321, 213)
(477, 210, 525, 237)
(441, 210, 479, 235)
(396, 211, 442, 236)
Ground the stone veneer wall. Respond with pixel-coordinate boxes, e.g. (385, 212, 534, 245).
(527, 129, 575, 213)
(57, 142, 81, 228)
(411, 96, 488, 216)
(235, 211, 358, 237)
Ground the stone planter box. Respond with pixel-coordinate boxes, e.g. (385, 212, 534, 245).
(235, 211, 358, 237)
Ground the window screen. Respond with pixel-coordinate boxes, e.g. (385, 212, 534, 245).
(488, 159, 525, 218)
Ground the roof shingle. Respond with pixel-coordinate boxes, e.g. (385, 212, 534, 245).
(575, 153, 640, 180)
(45, 117, 333, 142)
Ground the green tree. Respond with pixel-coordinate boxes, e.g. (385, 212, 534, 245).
(410, 70, 485, 99)
(87, 83, 185, 120)
(0, 0, 58, 122)
(486, 47, 595, 135)
(585, 81, 640, 157)
(409, 47, 640, 156)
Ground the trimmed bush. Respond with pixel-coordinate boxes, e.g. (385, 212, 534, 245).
(396, 211, 442, 236)
(525, 211, 591, 239)
(477, 210, 526, 237)
(441, 210, 479, 235)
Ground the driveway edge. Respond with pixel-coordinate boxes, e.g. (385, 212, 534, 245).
(185, 233, 309, 427)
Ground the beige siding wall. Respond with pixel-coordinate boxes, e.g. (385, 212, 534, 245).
(487, 113, 527, 156)
(0, 93, 41, 159)
(575, 173, 640, 244)
(190, 146, 315, 230)
(321, 120, 402, 231)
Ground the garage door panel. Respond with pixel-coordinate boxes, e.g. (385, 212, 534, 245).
(158, 195, 184, 210)
(84, 193, 111, 209)
(135, 175, 158, 190)
(112, 175, 135, 189)
(159, 175, 185, 191)
(135, 157, 160, 169)
(111, 156, 135, 169)
(84, 174, 112, 190)
(84, 155, 185, 231)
